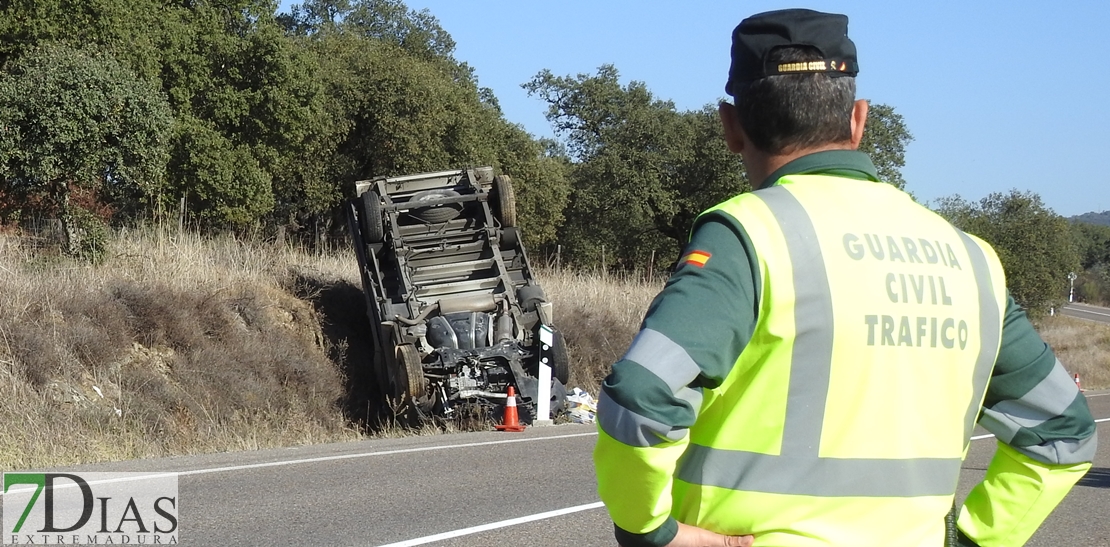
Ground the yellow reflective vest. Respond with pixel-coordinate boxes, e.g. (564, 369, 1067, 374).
(648, 175, 1006, 545)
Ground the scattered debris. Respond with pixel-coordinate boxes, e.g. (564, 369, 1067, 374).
(566, 388, 597, 424)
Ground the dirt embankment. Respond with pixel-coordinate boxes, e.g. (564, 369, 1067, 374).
(0, 231, 374, 470)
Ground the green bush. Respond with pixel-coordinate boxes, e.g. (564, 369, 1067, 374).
(935, 190, 1079, 316)
(70, 206, 110, 264)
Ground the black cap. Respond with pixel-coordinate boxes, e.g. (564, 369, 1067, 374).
(725, 8, 859, 95)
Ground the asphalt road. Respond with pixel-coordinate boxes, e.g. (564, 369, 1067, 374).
(1061, 303, 1110, 325)
(14, 390, 1109, 546)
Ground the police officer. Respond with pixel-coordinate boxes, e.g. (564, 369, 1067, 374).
(593, 8, 1096, 547)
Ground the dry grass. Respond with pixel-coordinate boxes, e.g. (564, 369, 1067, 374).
(1037, 315, 1110, 390)
(538, 270, 663, 391)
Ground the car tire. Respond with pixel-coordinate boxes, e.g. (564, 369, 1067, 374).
(395, 344, 426, 399)
(360, 191, 384, 243)
(492, 175, 517, 227)
(410, 189, 462, 223)
(549, 328, 570, 385)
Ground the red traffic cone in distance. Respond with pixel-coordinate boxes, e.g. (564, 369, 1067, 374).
(1074, 373, 1085, 392)
(496, 386, 525, 432)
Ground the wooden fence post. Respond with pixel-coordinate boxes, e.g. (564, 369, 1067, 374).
(177, 196, 186, 233)
(601, 245, 606, 280)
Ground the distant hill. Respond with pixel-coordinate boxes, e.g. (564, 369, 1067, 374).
(1071, 211, 1110, 226)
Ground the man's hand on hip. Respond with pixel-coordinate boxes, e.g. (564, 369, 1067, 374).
(664, 522, 754, 547)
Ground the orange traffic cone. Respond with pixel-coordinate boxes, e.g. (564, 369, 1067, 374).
(496, 386, 525, 432)
(1074, 373, 1086, 392)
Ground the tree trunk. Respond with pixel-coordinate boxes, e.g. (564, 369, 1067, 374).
(57, 183, 80, 256)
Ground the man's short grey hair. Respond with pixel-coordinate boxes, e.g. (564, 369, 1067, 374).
(732, 46, 856, 155)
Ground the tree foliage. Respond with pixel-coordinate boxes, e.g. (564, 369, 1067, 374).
(0, 0, 573, 242)
(0, 0, 328, 229)
(295, 4, 570, 245)
(1069, 220, 1110, 304)
(0, 43, 171, 253)
(859, 103, 912, 190)
(155, 1, 328, 228)
(343, 0, 457, 62)
(0, 0, 920, 264)
(526, 65, 914, 269)
(524, 66, 748, 268)
(1070, 221, 1110, 269)
(934, 190, 1079, 314)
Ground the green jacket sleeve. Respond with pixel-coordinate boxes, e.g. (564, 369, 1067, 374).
(594, 216, 760, 547)
(957, 293, 1097, 547)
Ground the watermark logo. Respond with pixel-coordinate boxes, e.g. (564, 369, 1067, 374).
(3, 472, 178, 545)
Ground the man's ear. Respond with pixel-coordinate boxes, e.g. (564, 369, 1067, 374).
(849, 99, 869, 149)
(718, 102, 745, 154)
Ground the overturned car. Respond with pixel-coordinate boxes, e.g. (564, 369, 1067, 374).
(346, 166, 569, 422)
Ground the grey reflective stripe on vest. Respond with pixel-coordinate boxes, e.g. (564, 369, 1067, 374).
(622, 328, 702, 394)
(956, 231, 1002, 443)
(675, 186, 982, 498)
(598, 388, 689, 447)
(760, 186, 835, 457)
(678, 449, 963, 497)
(598, 327, 705, 447)
(979, 358, 1096, 464)
(979, 363, 1075, 443)
(988, 359, 1079, 431)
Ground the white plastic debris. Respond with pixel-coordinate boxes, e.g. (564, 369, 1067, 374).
(92, 385, 104, 398)
(566, 387, 597, 424)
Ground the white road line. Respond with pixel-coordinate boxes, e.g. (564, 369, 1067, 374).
(376, 502, 606, 547)
(0, 432, 599, 497)
(1058, 315, 1107, 325)
(170, 432, 599, 477)
(1066, 306, 1110, 317)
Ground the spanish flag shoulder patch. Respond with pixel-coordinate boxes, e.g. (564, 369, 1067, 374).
(681, 250, 711, 268)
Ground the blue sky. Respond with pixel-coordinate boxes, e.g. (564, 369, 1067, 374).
(282, 1, 1110, 217)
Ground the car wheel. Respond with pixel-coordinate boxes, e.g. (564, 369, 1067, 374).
(360, 191, 384, 243)
(492, 175, 517, 227)
(410, 189, 462, 223)
(548, 328, 570, 385)
(395, 344, 427, 399)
